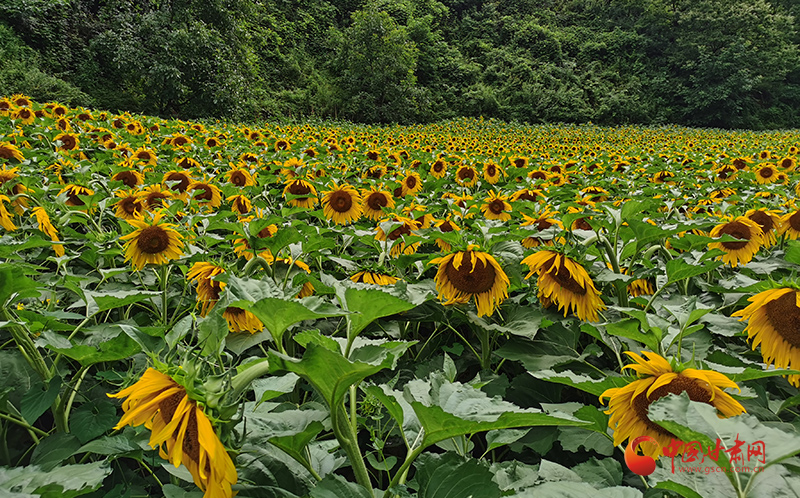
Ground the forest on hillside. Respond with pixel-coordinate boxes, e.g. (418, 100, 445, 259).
(2, 0, 799, 129)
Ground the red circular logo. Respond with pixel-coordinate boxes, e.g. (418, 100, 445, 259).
(625, 436, 660, 476)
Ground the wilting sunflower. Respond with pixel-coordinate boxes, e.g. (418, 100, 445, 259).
(628, 278, 655, 297)
(139, 184, 173, 211)
(434, 217, 461, 252)
(223, 307, 264, 333)
(0, 195, 17, 231)
(522, 250, 605, 322)
(361, 186, 395, 220)
(322, 182, 363, 225)
(708, 216, 764, 267)
(755, 163, 780, 184)
(350, 271, 399, 285)
(430, 245, 509, 317)
(511, 188, 544, 203)
(175, 157, 202, 171)
(107, 367, 237, 498)
(600, 351, 745, 457)
(400, 171, 423, 197)
(0, 142, 24, 162)
(53, 133, 80, 151)
(454, 165, 478, 187)
(733, 287, 800, 386)
(746, 209, 782, 247)
(282, 179, 318, 208)
(163, 171, 194, 194)
(520, 211, 563, 249)
(187, 180, 223, 210)
(30, 206, 64, 256)
(233, 220, 277, 261)
(120, 211, 185, 270)
(114, 189, 145, 220)
(226, 167, 255, 187)
(187, 262, 226, 316)
(227, 194, 252, 215)
(779, 209, 800, 240)
(480, 191, 512, 221)
(375, 216, 422, 257)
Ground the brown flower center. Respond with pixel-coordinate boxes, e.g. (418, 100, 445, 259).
(514, 158, 526, 168)
(115, 171, 139, 187)
(230, 171, 247, 186)
(192, 184, 213, 201)
(529, 171, 547, 181)
(536, 219, 553, 230)
(718, 221, 751, 250)
(573, 218, 592, 231)
(748, 211, 773, 233)
(458, 168, 475, 180)
(137, 225, 171, 254)
(488, 199, 506, 215)
(404, 176, 418, 189)
(764, 291, 800, 347)
(733, 158, 746, 169)
(120, 197, 140, 214)
(181, 407, 201, 462)
(158, 390, 185, 423)
(759, 167, 773, 178)
(433, 161, 444, 172)
(60, 136, 77, 150)
(388, 222, 412, 241)
(788, 211, 800, 232)
(367, 193, 388, 211)
(632, 375, 712, 436)
(544, 256, 587, 296)
(329, 191, 353, 213)
(288, 181, 311, 196)
(444, 252, 497, 294)
(146, 192, 168, 208)
(439, 221, 455, 233)
(137, 151, 152, 161)
(165, 173, 190, 192)
(486, 165, 496, 177)
(0, 146, 15, 159)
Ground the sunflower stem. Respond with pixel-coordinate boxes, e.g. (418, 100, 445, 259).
(230, 358, 271, 399)
(242, 255, 272, 277)
(332, 403, 373, 495)
(159, 265, 171, 325)
(0, 412, 47, 440)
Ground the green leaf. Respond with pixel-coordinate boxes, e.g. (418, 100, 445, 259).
(47, 332, 140, 366)
(558, 427, 614, 455)
(467, 307, 548, 340)
(69, 400, 118, 444)
(31, 433, 81, 471)
(253, 374, 301, 404)
(237, 296, 347, 349)
(783, 239, 800, 265)
(604, 318, 660, 354)
(531, 370, 629, 397)
(485, 429, 530, 453)
(76, 433, 145, 456)
(411, 452, 501, 498)
(309, 474, 373, 498)
(0, 263, 41, 306)
(653, 480, 705, 498)
(20, 377, 61, 425)
(338, 286, 417, 342)
(268, 338, 413, 410)
(0, 462, 110, 498)
(572, 458, 623, 488)
(666, 258, 723, 283)
(165, 315, 193, 350)
(85, 289, 160, 315)
(701, 361, 800, 383)
(269, 421, 326, 470)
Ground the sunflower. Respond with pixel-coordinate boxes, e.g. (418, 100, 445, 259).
(374, 216, 422, 257)
(350, 271, 399, 285)
(600, 351, 745, 457)
(120, 211, 185, 270)
(0, 195, 17, 231)
(708, 216, 764, 267)
(779, 210, 800, 240)
(163, 171, 194, 194)
(755, 163, 779, 184)
(59, 184, 94, 208)
(130, 148, 157, 167)
(361, 186, 395, 221)
(322, 182, 362, 225)
(226, 167, 255, 188)
(227, 194, 252, 215)
(778, 157, 796, 170)
(175, 157, 202, 171)
(0, 142, 24, 162)
(54, 133, 80, 151)
(112, 169, 144, 188)
(480, 191, 512, 221)
(114, 189, 145, 220)
(627, 279, 655, 297)
(745, 209, 782, 247)
(139, 184, 173, 211)
(520, 211, 563, 248)
(187, 181, 223, 210)
(714, 164, 737, 181)
(430, 245, 509, 317)
(430, 159, 447, 179)
(282, 179, 318, 209)
(107, 368, 237, 498)
(511, 188, 544, 203)
(400, 171, 423, 197)
(187, 262, 226, 316)
(454, 165, 478, 187)
(223, 306, 264, 333)
(30, 206, 64, 256)
(482, 161, 503, 184)
(434, 217, 461, 252)
(205, 136, 223, 148)
(14, 107, 35, 125)
(733, 287, 800, 387)
(233, 221, 277, 261)
(522, 250, 605, 322)
(527, 170, 549, 182)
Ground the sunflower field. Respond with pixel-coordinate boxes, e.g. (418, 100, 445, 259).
(2, 95, 800, 498)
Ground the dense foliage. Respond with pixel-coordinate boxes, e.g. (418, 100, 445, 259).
(1, 96, 800, 497)
(2, 0, 800, 129)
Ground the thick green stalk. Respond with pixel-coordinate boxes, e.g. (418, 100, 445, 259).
(332, 403, 373, 495)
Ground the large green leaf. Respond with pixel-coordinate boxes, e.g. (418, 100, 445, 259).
(46, 332, 140, 366)
(0, 263, 41, 306)
(604, 318, 660, 354)
(339, 286, 417, 342)
(531, 370, 629, 397)
(20, 377, 61, 425)
(410, 452, 501, 498)
(0, 462, 110, 498)
(309, 474, 373, 498)
(665, 258, 722, 283)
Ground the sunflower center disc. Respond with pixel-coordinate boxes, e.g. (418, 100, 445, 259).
(765, 291, 800, 348)
(444, 253, 497, 294)
(718, 221, 751, 250)
(367, 193, 388, 210)
(489, 200, 505, 214)
(137, 226, 171, 254)
(439, 221, 455, 233)
(289, 182, 311, 196)
(166, 173, 190, 192)
(632, 375, 712, 436)
(193, 185, 213, 201)
(147, 192, 167, 207)
(330, 191, 353, 212)
(257, 226, 274, 238)
(529, 172, 547, 180)
(67, 190, 85, 206)
(117, 171, 138, 187)
(574, 218, 591, 230)
(760, 168, 773, 178)
(748, 211, 773, 232)
(487, 165, 496, 176)
(158, 390, 184, 422)
(405, 177, 417, 189)
(121, 197, 138, 214)
(231, 172, 246, 186)
(182, 408, 201, 462)
(789, 211, 800, 231)
(459, 168, 475, 180)
(537, 219, 553, 230)
(388, 223, 412, 240)
(547, 259, 587, 296)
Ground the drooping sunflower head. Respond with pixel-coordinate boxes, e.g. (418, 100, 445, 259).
(187, 180, 223, 210)
(779, 209, 800, 240)
(350, 271, 400, 286)
(480, 191, 512, 221)
(0, 142, 24, 162)
(59, 184, 95, 208)
(163, 171, 194, 194)
(708, 216, 764, 267)
(114, 189, 145, 220)
(374, 216, 422, 257)
(282, 179, 318, 208)
(112, 169, 144, 188)
(745, 209, 782, 247)
(600, 351, 745, 457)
(187, 262, 226, 317)
(733, 287, 800, 387)
(226, 167, 255, 187)
(521, 250, 605, 322)
(120, 211, 185, 270)
(430, 245, 509, 317)
(322, 182, 363, 225)
(226, 194, 252, 215)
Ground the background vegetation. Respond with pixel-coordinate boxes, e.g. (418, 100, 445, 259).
(2, 0, 800, 129)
